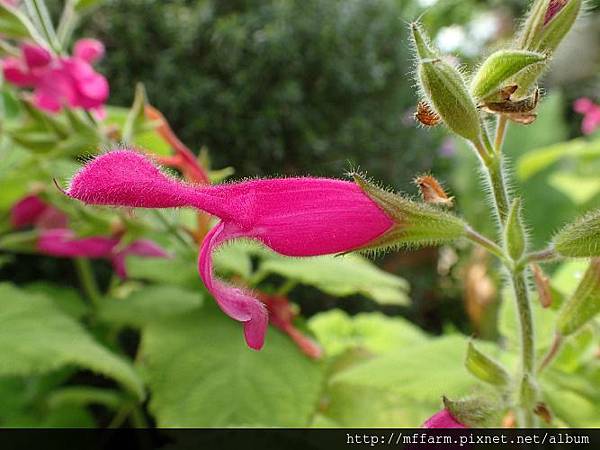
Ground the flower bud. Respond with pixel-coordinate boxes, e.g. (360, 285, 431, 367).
(442, 396, 500, 428)
(504, 198, 526, 261)
(470, 50, 546, 101)
(556, 258, 600, 336)
(411, 23, 482, 142)
(514, 0, 582, 97)
(553, 209, 600, 258)
(353, 174, 466, 251)
(465, 341, 511, 386)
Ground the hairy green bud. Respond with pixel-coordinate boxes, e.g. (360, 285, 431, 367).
(465, 341, 511, 386)
(353, 174, 466, 251)
(443, 396, 502, 428)
(556, 258, 600, 336)
(470, 50, 546, 101)
(553, 209, 600, 257)
(514, 0, 582, 97)
(411, 23, 482, 142)
(504, 198, 526, 260)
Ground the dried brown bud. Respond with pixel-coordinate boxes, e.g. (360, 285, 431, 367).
(534, 402, 552, 424)
(532, 263, 552, 308)
(414, 175, 454, 207)
(481, 88, 540, 125)
(414, 101, 441, 127)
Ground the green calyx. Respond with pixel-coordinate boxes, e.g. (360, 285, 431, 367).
(553, 209, 600, 257)
(411, 23, 482, 142)
(353, 174, 466, 252)
(471, 50, 546, 101)
(504, 198, 526, 261)
(443, 396, 502, 428)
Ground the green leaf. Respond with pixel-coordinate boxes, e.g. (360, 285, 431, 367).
(517, 138, 600, 180)
(548, 173, 600, 205)
(256, 253, 409, 305)
(126, 253, 199, 288)
(139, 304, 324, 427)
(308, 310, 424, 357)
(98, 285, 203, 328)
(23, 282, 89, 319)
(0, 283, 144, 399)
(122, 83, 147, 143)
(553, 209, 600, 257)
(465, 341, 510, 386)
(0, 3, 43, 40)
(330, 335, 480, 401)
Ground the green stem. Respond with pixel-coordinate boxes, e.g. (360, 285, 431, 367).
(483, 120, 537, 427)
(494, 116, 509, 153)
(24, 0, 62, 53)
(73, 258, 101, 308)
(465, 226, 507, 263)
(527, 247, 558, 263)
(57, 0, 78, 46)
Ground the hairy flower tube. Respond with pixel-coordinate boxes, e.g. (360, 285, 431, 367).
(65, 150, 413, 349)
(422, 409, 467, 428)
(10, 194, 168, 278)
(1, 40, 108, 115)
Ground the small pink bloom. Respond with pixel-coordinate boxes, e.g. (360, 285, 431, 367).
(1, 40, 109, 114)
(573, 97, 600, 135)
(67, 150, 394, 349)
(37, 229, 169, 279)
(74, 39, 105, 64)
(10, 195, 49, 229)
(423, 409, 467, 428)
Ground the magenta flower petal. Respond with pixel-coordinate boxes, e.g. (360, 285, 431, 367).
(573, 97, 594, 114)
(2, 57, 35, 87)
(67, 150, 227, 213)
(423, 409, 467, 428)
(38, 229, 117, 258)
(10, 195, 48, 229)
(74, 39, 105, 64)
(22, 44, 52, 69)
(199, 222, 268, 349)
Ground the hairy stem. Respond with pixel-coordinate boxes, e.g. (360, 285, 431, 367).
(483, 119, 537, 427)
(527, 247, 558, 263)
(74, 258, 101, 308)
(465, 226, 507, 262)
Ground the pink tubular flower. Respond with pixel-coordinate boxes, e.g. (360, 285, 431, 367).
(66, 150, 394, 349)
(423, 409, 467, 428)
(1, 39, 108, 115)
(10, 194, 168, 278)
(38, 229, 169, 279)
(573, 97, 600, 135)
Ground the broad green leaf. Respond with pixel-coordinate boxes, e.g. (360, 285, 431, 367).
(548, 173, 600, 205)
(126, 253, 199, 288)
(0, 283, 144, 399)
(139, 304, 324, 427)
(99, 285, 203, 328)
(517, 138, 600, 180)
(551, 259, 589, 297)
(330, 335, 479, 401)
(308, 310, 424, 357)
(23, 282, 89, 319)
(256, 253, 409, 305)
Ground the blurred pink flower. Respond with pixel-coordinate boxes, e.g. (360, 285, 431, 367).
(38, 229, 169, 279)
(1, 40, 108, 115)
(573, 97, 600, 135)
(66, 150, 394, 349)
(10, 194, 68, 230)
(10, 194, 168, 278)
(0, 0, 20, 7)
(423, 409, 467, 428)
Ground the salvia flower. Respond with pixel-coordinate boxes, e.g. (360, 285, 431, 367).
(423, 409, 467, 428)
(1, 40, 108, 115)
(65, 150, 400, 348)
(573, 98, 600, 135)
(10, 194, 168, 278)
